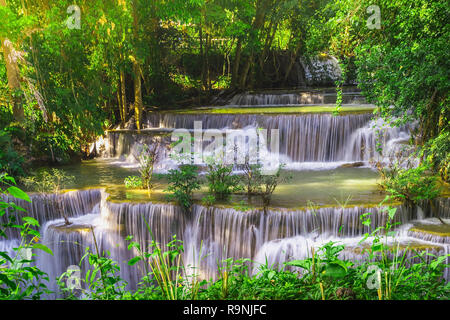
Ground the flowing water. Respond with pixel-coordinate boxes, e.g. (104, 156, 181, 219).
(2, 90, 449, 297)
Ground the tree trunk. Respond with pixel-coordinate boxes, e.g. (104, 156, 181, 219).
(132, 0, 143, 132)
(283, 40, 302, 86)
(119, 66, 127, 127)
(238, 0, 271, 89)
(0, 4, 24, 123)
(231, 39, 242, 88)
(133, 62, 143, 132)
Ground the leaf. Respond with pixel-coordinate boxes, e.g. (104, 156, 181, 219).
(0, 274, 16, 290)
(285, 259, 312, 270)
(22, 217, 40, 227)
(324, 263, 347, 278)
(8, 203, 26, 212)
(7, 186, 31, 202)
(0, 251, 13, 263)
(128, 256, 142, 266)
(267, 270, 276, 280)
(33, 243, 53, 256)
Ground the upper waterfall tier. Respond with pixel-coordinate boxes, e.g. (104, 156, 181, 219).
(102, 111, 410, 164)
(227, 89, 366, 106)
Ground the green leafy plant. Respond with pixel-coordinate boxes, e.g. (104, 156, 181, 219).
(21, 168, 75, 194)
(0, 173, 53, 299)
(242, 163, 264, 195)
(126, 234, 205, 300)
(78, 227, 127, 300)
(259, 164, 292, 208)
(205, 158, 241, 201)
(0, 128, 24, 177)
(164, 164, 201, 214)
(138, 143, 159, 191)
(21, 168, 75, 225)
(201, 195, 215, 206)
(124, 175, 143, 189)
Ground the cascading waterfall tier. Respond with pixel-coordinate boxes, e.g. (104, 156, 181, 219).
(228, 91, 366, 106)
(0, 189, 101, 239)
(3, 190, 450, 293)
(100, 112, 410, 166)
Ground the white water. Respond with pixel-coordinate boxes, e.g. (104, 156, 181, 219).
(96, 112, 411, 172)
(2, 190, 447, 295)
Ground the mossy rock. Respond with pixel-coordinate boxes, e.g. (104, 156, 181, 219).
(346, 241, 444, 255)
(409, 224, 450, 238)
(171, 105, 375, 115)
(50, 223, 93, 234)
(339, 162, 365, 168)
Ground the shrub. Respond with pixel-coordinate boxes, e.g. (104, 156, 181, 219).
(21, 168, 75, 225)
(205, 159, 241, 201)
(201, 195, 215, 206)
(259, 164, 292, 208)
(124, 176, 143, 189)
(0, 128, 24, 177)
(242, 163, 264, 195)
(0, 173, 53, 299)
(165, 164, 201, 213)
(378, 163, 441, 205)
(138, 143, 159, 191)
(21, 168, 75, 194)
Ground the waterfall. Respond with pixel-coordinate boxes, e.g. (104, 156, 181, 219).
(343, 118, 414, 163)
(253, 234, 449, 281)
(0, 189, 101, 239)
(299, 55, 342, 86)
(98, 111, 411, 170)
(3, 190, 449, 294)
(228, 91, 366, 106)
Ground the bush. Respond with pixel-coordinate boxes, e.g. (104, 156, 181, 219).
(165, 164, 201, 213)
(205, 159, 241, 201)
(21, 168, 75, 225)
(201, 195, 215, 206)
(21, 168, 75, 194)
(0, 173, 53, 299)
(378, 163, 441, 205)
(0, 128, 24, 177)
(124, 176, 143, 189)
(424, 131, 450, 182)
(138, 143, 159, 191)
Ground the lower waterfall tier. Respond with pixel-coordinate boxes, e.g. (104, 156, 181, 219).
(2, 190, 449, 294)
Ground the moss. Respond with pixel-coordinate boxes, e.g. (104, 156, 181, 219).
(49, 223, 92, 234)
(348, 241, 444, 255)
(409, 224, 450, 238)
(169, 105, 375, 115)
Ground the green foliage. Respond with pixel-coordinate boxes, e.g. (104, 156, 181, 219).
(0, 128, 24, 177)
(205, 159, 241, 201)
(378, 163, 441, 205)
(308, 0, 449, 144)
(138, 144, 158, 191)
(424, 131, 450, 182)
(164, 164, 201, 213)
(242, 163, 263, 195)
(0, 173, 53, 299)
(126, 234, 205, 300)
(201, 194, 216, 206)
(242, 163, 292, 207)
(22, 168, 75, 194)
(259, 165, 292, 207)
(80, 246, 127, 300)
(124, 175, 143, 189)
